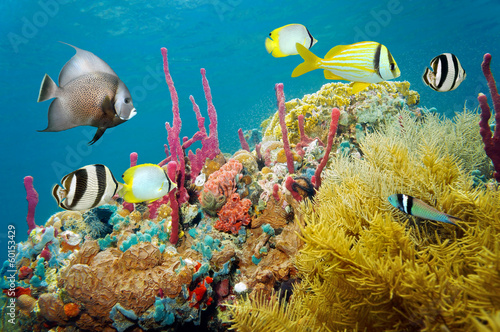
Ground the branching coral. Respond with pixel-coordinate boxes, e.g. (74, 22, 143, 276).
(227, 290, 326, 332)
(228, 109, 500, 331)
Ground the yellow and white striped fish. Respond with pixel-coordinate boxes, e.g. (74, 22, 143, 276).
(292, 41, 401, 93)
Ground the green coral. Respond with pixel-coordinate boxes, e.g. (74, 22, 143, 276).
(228, 109, 500, 331)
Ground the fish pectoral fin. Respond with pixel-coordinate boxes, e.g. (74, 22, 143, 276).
(323, 70, 345, 80)
(89, 127, 107, 145)
(102, 95, 116, 117)
(351, 82, 371, 94)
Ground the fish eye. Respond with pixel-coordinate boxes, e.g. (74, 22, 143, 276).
(124, 98, 131, 104)
(390, 63, 395, 71)
(269, 33, 271, 36)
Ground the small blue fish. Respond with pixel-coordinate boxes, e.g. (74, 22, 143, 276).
(388, 194, 460, 225)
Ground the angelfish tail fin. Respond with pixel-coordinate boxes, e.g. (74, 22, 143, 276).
(38, 74, 58, 102)
(292, 43, 321, 77)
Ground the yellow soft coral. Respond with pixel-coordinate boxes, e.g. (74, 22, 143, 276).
(229, 109, 500, 331)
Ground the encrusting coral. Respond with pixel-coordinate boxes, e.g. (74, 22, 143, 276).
(261, 81, 421, 145)
(227, 110, 500, 331)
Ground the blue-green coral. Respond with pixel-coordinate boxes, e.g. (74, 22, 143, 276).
(30, 258, 47, 287)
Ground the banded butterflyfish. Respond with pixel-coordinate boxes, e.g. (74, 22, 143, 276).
(52, 164, 121, 211)
(422, 53, 466, 92)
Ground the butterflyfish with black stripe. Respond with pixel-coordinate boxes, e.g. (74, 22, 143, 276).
(265, 24, 317, 57)
(52, 164, 121, 211)
(388, 194, 460, 225)
(422, 53, 466, 92)
(120, 164, 177, 203)
(292, 41, 401, 93)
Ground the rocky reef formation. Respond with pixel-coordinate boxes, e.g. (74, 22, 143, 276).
(3, 49, 499, 331)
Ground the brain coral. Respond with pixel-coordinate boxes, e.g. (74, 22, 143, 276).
(58, 241, 193, 329)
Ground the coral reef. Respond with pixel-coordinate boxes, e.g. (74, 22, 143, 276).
(6, 46, 499, 332)
(215, 193, 252, 234)
(262, 81, 421, 146)
(228, 110, 500, 331)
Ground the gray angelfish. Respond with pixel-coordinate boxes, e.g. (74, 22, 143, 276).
(37, 42, 137, 144)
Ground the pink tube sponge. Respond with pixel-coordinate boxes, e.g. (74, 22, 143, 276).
(275, 83, 295, 174)
(24, 176, 38, 234)
(478, 53, 500, 182)
(312, 108, 341, 189)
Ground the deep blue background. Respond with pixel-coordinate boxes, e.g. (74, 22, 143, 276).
(1, 0, 499, 263)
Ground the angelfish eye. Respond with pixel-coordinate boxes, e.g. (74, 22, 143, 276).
(124, 98, 131, 104)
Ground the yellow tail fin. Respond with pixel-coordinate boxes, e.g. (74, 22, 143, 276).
(291, 43, 321, 77)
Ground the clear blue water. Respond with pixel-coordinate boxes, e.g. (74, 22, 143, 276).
(1, 0, 499, 263)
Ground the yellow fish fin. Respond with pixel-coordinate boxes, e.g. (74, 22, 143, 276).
(120, 183, 139, 203)
(292, 43, 321, 77)
(324, 45, 348, 59)
(265, 37, 274, 54)
(324, 70, 345, 80)
(351, 82, 371, 94)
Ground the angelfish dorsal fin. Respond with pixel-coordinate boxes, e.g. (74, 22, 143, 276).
(58, 42, 118, 86)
